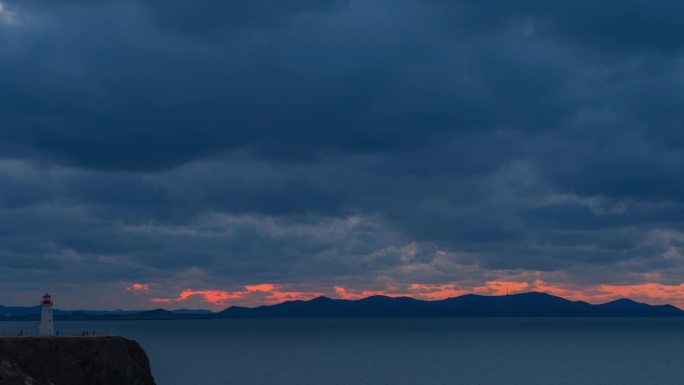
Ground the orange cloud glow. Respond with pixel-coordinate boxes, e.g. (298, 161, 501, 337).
(144, 281, 684, 310)
(405, 284, 466, 300)
(127, 283, 150, 291)
(150, 284, 323, 309)
(151, 290, 240, 305)
(245, 284, 276, 292)
(593, 283, 684, 308)
(334, 281, 684, 309)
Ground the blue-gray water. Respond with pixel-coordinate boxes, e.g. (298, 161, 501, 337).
(3, 318, 684, 385)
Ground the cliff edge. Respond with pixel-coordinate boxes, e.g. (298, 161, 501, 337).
(0, 336, 155, 385)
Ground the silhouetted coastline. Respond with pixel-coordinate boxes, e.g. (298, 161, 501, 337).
(2, 292, 681, 321)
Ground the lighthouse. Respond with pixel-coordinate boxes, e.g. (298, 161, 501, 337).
(39, 293, 55, 336)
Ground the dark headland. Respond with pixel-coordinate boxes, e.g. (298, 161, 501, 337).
(2, 292, 682, 320)
(0, 336, 155, 385)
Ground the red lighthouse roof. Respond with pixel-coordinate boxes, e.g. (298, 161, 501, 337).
(42, 293, 52, 305)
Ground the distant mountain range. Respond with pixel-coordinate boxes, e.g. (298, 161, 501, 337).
(218, 292, 683, 317)
(0, 306, 213, 321)
(2, 292, 682, 321)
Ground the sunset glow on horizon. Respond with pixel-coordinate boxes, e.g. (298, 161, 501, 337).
(135, 281, 684, 311)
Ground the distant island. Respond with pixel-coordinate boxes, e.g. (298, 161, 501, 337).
(1, 292, 682, 321)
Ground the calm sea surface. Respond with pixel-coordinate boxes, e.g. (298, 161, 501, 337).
(3, 318, 684, 385)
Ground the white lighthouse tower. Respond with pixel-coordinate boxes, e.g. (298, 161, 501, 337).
(39, 293, 55, 336)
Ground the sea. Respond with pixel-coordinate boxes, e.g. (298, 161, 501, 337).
(2, 318, 684, 385)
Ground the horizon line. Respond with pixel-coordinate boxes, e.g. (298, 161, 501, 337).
(4, 291, 681, 313)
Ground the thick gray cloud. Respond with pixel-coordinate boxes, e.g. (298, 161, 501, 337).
(1, 0, 683, 308)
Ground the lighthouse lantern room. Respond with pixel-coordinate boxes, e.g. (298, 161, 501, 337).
(39, 293, 55, 336)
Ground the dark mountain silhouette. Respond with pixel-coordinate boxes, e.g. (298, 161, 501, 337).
(130, 309, 178, 320)
(2, 292, 682, 320)
(592, 298, 682, 317)
(216, 292, 684, 318)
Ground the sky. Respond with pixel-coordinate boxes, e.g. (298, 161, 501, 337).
(1, 0, 684, 311)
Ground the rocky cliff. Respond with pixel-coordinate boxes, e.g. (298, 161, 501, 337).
(0, 336, 155, 385)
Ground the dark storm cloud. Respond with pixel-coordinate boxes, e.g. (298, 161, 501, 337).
(0, 0, 582, 170)
(1, 0, 684, 308)
(430, 0, 684, 53)
(143, 0, 349, 35)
